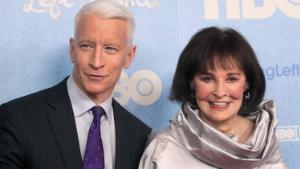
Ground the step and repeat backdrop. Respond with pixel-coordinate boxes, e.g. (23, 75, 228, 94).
(0, 0, 300, 168)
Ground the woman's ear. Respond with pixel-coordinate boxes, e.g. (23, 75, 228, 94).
(244, 82, 249, 91)
(190, 80, 195, 90)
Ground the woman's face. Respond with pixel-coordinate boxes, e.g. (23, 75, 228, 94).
(192, 64, 248, 126)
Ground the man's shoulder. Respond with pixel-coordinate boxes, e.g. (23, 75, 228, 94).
(112, 99, 151, 132)
(0, 78, 67, 110)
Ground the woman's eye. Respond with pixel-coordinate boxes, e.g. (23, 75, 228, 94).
(227, 76, 239, 82)
(200, 76, 213, 82)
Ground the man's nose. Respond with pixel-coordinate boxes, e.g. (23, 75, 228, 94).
(90, 46, 104, 68)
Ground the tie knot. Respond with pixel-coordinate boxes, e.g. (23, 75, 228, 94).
(91, 106, 106, 119)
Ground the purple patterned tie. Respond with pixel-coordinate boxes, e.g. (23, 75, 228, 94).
(83, 106, 105, 169)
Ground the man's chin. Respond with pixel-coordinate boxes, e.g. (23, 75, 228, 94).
(85, 87, 112, 97)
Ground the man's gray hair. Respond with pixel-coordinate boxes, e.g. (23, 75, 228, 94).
(74, 0, 135, 42)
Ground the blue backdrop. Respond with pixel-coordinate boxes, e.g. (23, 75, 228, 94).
(1, 0, 300, 168)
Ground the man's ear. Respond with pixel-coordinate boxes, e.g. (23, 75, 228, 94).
(123, 45, 136, 69)
(69, 38, 76, 63)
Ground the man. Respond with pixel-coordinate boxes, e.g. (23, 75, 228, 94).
(0, 1, 151, 169)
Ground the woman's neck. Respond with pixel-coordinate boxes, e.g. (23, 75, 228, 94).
(200, 114, 254, 143)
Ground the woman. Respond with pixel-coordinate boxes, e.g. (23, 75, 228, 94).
(139, 27, 287, 169)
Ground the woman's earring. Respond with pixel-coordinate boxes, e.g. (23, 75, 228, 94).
(244, 90, 251, 100)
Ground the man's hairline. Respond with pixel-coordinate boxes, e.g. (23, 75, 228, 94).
(74, 13, 134, 44)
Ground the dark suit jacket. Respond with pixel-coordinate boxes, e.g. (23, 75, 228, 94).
(0, 78, 151, 169)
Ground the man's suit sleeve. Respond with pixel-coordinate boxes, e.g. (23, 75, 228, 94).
(0, 103, 25, 169)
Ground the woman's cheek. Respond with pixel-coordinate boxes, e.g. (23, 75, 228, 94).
(227, 85, 245, 100)
(195, 85, 212, 100)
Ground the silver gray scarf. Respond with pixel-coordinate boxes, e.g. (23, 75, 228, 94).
(171, 100, 282, 169)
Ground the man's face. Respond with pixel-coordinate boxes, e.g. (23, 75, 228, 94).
(70, 14, 136, 104)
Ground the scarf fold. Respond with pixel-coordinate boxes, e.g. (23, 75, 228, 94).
(171, 100, 280, 169)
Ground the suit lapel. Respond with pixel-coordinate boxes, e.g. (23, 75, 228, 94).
(45, 78, 83, 169)
(113, 100, 151, 169)
(113, 100, 129, 169)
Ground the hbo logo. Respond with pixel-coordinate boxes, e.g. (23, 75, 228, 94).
(204, 0, 300, 19)
(276, 127, 296, 141)
(113, 69, 162, 106)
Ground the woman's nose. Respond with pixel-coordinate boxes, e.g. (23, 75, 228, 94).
(212, 83, 228, 97)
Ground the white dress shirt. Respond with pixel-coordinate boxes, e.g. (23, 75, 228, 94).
(67, 76, 116, 169)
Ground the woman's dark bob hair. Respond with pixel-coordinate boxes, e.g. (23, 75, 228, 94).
(169, 26, 266, 114)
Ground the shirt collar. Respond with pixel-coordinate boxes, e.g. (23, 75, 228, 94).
(67, 76, 113, 120)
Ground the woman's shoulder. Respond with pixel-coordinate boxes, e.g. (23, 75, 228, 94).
(139, 126, 199, 169)
(148, 127, 178, 145)
(144, 126, 183, 153)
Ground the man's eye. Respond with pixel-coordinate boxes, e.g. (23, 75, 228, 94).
(80, 44, 94, 50)
(105, 47, 118, 54)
